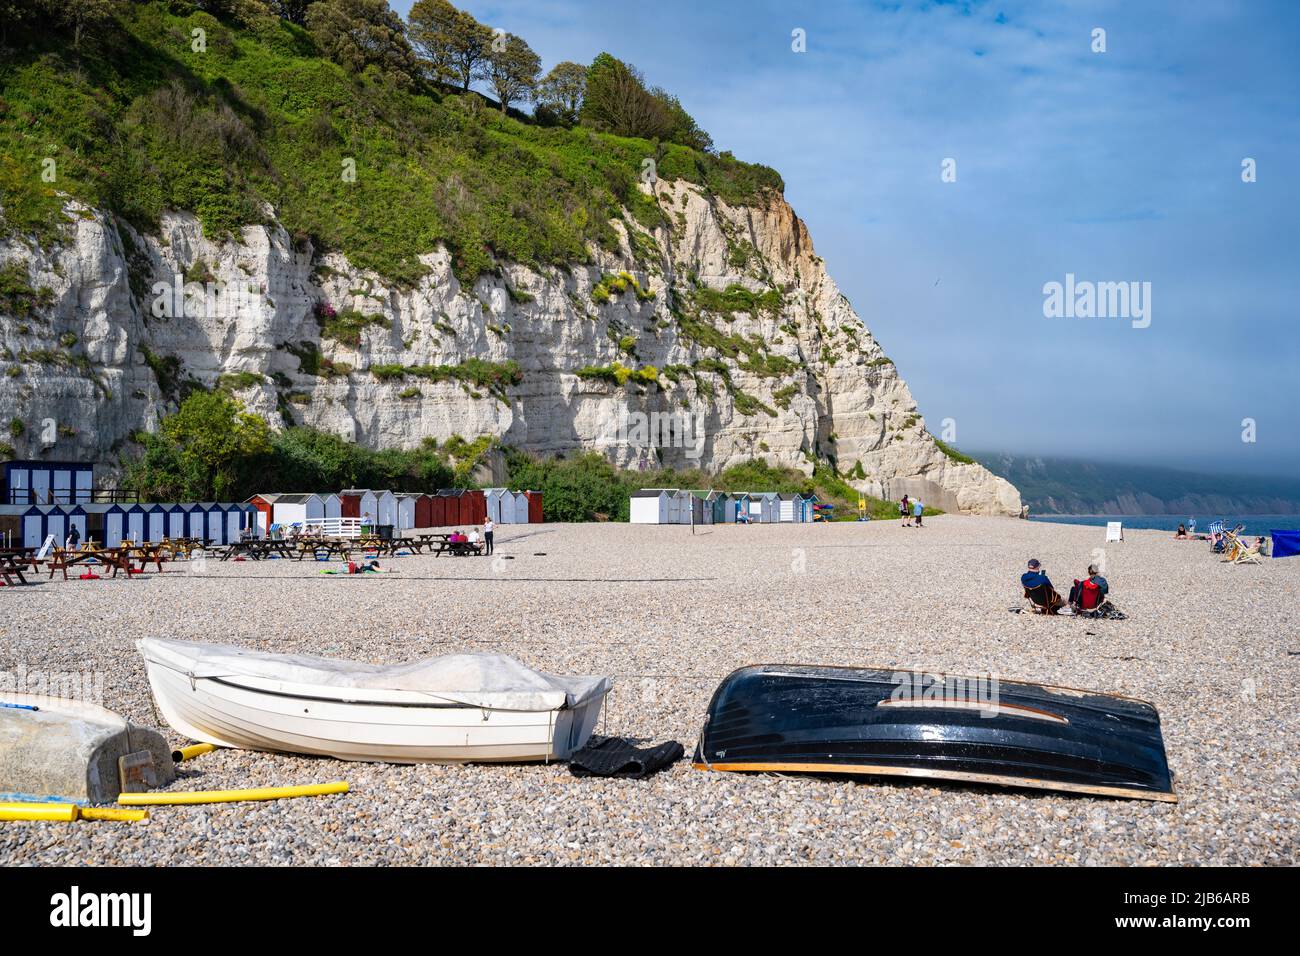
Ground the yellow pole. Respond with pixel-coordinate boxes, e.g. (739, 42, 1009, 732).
(0, 802, 148, 822)
(0, 803, 77, 822)
(81, 807, 150, 822)
(118, 781, 349, 806)
(172, 742, 217, 762)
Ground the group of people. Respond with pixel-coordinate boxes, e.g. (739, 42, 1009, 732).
(899, 495, 925, 527)
(1020, 558, 1125, 618)
(447, 519, 495, 554)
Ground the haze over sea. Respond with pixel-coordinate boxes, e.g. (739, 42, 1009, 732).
(1029, 515, 1299, 534)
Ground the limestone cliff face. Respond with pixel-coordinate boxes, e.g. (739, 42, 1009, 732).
(0, 183, 1020, 515)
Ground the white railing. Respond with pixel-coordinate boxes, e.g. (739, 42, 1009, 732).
(301, 518, 363, 539)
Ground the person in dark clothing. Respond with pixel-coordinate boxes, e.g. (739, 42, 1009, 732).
(66, 524, 81, 550)
(483, 517, 494, 555)
(1021, 558, 1065, 614)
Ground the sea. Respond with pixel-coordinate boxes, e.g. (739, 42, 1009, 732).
(1028, 514, 1299, 534)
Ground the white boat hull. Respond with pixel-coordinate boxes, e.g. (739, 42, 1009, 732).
(142, 658, 607, 764)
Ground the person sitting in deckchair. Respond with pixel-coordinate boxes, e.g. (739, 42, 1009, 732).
(1069, 564, 1109, 613)
(1021, 559, 1065, 615)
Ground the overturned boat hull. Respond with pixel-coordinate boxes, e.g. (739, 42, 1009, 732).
(692, 665, 1175, 802)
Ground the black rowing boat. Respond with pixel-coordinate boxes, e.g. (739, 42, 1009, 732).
(692, 665, 1175, 801)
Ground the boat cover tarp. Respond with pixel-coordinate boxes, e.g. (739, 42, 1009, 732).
(138, 638, 610, 711)
(1270, 530, 1300, 558)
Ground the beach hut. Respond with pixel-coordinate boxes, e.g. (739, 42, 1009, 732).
(688, 491, 710, 525)
(798, 492, 819, 523)
(145, 504, 168, 542)
(395, 494, 419, 531)
(436, 489, 462, 526)
(510, 491, 530, 524)
(374, 490, 398, 529)
(428, 492, 448, 527)
(462, 490, 486, 526)
(186, 503, 213, 542)
(778, 493, 798, 523)
(414, 494, 433, 529)
(165, 504, 188, 540)
(20, 505, 52, 549)
(757, 492, 780, 523)
(321, 493, 341, 520)
(124, 504, 147, 544)
(630, 489, 672, 524)
(744, 493, 763, 522)
(100, 504, 128, 547)
(60, 504, 88, 545)
(731, 493, 750, 523)
(247, 493, 279, 535)
(273, 494, 325, 531)
(524, 491, 543, 524)
(708, 491, 732, 524)
(226, 504, 251, 543)
(484, 488, 511, 524)
(3, 460, 94, 505)
(338, 490, 365, 519)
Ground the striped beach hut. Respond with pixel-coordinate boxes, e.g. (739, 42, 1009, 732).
(778, 493, 798, 523)
(798, 492, 819, 522)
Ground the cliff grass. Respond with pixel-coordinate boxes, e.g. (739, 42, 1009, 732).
(0, 3, 782, 287)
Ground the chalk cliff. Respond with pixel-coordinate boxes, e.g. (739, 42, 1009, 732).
(0, 182, 1020, 515)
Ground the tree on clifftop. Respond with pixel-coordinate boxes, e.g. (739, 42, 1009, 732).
(485, 31, 541, 113)
(408, 0, 493, 92)
(306, 0, 419, 89)
(536, 61, 587, 125)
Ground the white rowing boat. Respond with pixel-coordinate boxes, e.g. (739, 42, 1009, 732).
(137, 638, 611, 764)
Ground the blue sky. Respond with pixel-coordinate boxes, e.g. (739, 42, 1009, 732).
(392, 0, 1299, 476)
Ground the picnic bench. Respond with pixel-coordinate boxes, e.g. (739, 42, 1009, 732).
(0, 552, 31, 586)
(220, 539, 301, 561)
(46, 547, 135, 580)
(424, 533, 484, 557)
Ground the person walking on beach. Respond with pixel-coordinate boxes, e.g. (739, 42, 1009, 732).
(912, 498, 924, 527)
(483, 516, 495, 555)
(900, 495, 911, 527)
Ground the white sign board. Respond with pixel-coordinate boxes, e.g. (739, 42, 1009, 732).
(36, 534, 56, 560)
(1105, 521, 1124, 542)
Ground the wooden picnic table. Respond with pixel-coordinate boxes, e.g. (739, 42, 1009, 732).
(223, 539, 305, 561)
(1, 552, 30, 586)
(47, 547, 133, 580)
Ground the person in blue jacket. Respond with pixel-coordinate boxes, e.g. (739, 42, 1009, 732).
(1021, 558, 1064, 614)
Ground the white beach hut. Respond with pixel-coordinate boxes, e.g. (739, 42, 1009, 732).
(778, 493, 798, 523)
(395, 493, 419, 531)
(484, 488, 511, 524)
(321, 493, 341, 520)
(629, 489, 672, 524)
(274, 494, 324, 530)
(373, 490, 397, 529)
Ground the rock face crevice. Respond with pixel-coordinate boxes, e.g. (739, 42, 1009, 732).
(0, 183, 1020, 515)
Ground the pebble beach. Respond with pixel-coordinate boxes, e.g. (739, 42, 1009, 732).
(2, 516, 1296, 866)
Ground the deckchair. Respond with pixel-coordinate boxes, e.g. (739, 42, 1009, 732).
(1223, 532, 1262, 564)
(1023, 583, 1065, 615)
